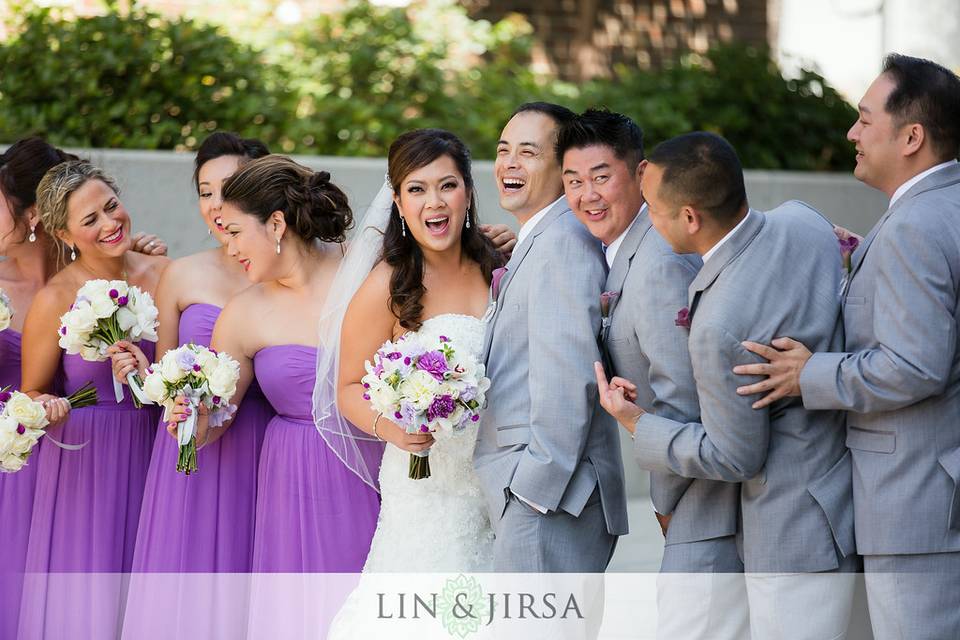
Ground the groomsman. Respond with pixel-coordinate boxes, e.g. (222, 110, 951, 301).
(596, 132, 857, 639)
(734, 54, 960, 640)
(474, 102, 628, 573)
(557, 110, 748, 640)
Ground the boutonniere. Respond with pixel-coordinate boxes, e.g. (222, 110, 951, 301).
(675, 307, 691, 329)
(600, 291, 619, 323)
(834, 226, 861, 274)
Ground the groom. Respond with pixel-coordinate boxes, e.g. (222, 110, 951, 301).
(474, 102, 628, 572)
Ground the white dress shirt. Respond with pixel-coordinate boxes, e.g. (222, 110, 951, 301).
(889, 160, 958, 208)
(604, 204, 646, 269)
(702, 210, 752, 265)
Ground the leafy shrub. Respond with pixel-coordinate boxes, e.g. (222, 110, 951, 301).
(0, 6, 294, 151)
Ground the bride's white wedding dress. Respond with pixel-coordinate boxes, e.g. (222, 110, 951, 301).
(326, 314, 494, 638)
(361, 313, 495, 572)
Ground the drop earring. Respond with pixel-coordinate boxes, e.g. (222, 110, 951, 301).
(70, 246, 76, 261)
(465, 214, 471, 229)
(276, 238, 281, 255)
(400, 216, 406, 237)
(28, 225, 36, 243)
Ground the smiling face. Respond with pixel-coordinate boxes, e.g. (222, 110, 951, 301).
(0, 190, 19, 253)
(218, 202, 285, 283)
(847, 73, 906, 195)
(394, 154, 469, 255)
(60, 179, 133, 258)
(494, 111, 564, 221)
(197, 154, 243, 243)
(562, 144, 645, 246)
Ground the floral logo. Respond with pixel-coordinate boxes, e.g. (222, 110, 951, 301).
(437, 574, 491, 638)
(675, 307, 691, 329)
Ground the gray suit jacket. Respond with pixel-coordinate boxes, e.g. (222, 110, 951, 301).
(604, 208, 740, 547)
(474, 200, 628, 536)
(634, 202, 855, 572)
(801, 163, 960, 556)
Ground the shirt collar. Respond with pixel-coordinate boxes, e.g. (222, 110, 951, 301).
(604, 203, 646, 269)
(702, 210, 752, 265)
(516, 195, 566, 247)
(890, 160, 958, 208)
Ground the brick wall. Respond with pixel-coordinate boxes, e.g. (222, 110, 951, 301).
(465, 0, 772, 80)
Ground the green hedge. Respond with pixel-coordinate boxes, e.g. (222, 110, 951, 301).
(0, 1, 857, 170)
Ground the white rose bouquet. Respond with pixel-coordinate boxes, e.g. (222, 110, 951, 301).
(58, 279, 158, 407)
(141, 344, 240, 474)
(0, 289, 13, 332)
(361, 334, 489, 479)
(0, 382, 99, 473)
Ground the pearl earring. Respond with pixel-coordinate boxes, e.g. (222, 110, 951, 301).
(276, 238, 281, 255)
(28, 225, 36, 243)
(70, 247, 76, 261)
(465, 215, 471, 229)
(400, 216, 406, 237)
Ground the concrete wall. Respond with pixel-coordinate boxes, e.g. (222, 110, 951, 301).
(34, 148, 888, 258)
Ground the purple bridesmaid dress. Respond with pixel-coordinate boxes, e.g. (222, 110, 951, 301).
(17, 343, 159, 640)
(247, 345, 381, 638)
(120, 304, 273, 640)
(0, 329, 34, 640)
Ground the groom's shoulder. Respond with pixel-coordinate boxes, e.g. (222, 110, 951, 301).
(537, 208, 604, 260)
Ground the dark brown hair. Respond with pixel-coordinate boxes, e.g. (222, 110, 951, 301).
(192, 131, 270, 193)
(220, 155, 353, 244)
(882, 53, 960, 161)
(383, 129, 502, 331)
(0, 136, 77, 242)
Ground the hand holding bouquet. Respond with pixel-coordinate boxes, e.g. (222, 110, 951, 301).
(0, 382, 98, 472)
(142, 344, 240, 474)
(361, 334, 489, 479)
(58, 279, 159, 407)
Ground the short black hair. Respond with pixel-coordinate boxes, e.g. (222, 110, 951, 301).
(882, 53, 960, 161)
(647, 132, 747, 224)
(555, 107, 645, 168)
(511, 102, 576, 129)
(193, 131, 270, 193)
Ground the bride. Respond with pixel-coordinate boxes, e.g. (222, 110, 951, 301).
(314, 128, 506, 574)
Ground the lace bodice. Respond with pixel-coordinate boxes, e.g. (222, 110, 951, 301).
(361, 313, 494, 572)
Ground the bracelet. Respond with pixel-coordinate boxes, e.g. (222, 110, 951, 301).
(372, 413, 384, 441)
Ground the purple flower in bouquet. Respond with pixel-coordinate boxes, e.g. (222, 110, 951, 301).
(175, 349, 197, 372)
(416, 350, 449, 381)
(427, 394, 456, 422)
(491, 267, 508, 300)
(675, 307, 691, 329)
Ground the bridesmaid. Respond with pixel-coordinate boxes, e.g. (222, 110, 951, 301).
(0, 138, 166, 640)
(18, 160, 167, 640)
(169, 155, 380, 636)
(112, 133, 276, 638)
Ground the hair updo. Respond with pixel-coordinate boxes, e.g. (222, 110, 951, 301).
(192, 131, 270, 193)
(0, 137, 78, 238)
(36, 160, 120, 265)
(220, 155, 353, 244)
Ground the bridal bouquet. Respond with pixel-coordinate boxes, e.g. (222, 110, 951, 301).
(0, 382, 98, 473)
(361, 334, 489, 479)
(0, 289, 13, 332)
(58, 279, 159, 407)
(142, 344, 240, 474)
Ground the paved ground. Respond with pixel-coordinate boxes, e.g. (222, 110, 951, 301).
(608, 496, 664, 572)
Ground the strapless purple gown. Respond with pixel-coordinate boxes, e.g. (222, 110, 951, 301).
(252, 345, 380, 572)
(0, 329, 34, 640)
(121, 304, 273, 640)
(18, 343, 159, 640)
(131, 303, 272, 572)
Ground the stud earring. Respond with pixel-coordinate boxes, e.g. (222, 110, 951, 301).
(400, 216, 406, 237)
(28, 225, 36, 243)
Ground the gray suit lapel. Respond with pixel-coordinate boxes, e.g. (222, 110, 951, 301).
(687, 210, 765, 319)
(850, 164, 960, 280)
(604, 208, 652, 297)
(482, 200, 569, 361)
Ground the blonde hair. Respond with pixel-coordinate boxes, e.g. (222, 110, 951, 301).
(36, 160, 120, 265)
